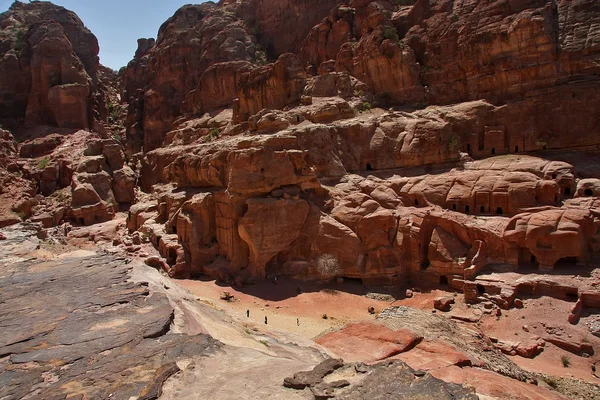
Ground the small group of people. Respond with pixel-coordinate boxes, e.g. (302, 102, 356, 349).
(245, 309, 299, 326)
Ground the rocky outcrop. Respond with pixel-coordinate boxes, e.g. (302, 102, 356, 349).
(235, 0, 339, 57)
(286, 358, 478, 399)
(70, 138, 133, 225)
(233, 53, 307, 123)
(132, 86, 600, 281)
(120, 38, 155, 154)
(0, 1, 107, 130)
(122, 3, 256, 151)
(504, 208, 597, 271)
(0, 252, 222, 400)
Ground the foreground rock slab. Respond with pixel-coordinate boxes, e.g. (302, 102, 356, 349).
(284, 359, 478, 400)
(0, 252, 221, 400)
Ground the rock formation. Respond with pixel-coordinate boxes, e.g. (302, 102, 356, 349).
(2, 0, 600, 398)
(0, 1, 108, 131)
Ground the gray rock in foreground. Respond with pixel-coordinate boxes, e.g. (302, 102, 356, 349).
(0, 252, 221, 400)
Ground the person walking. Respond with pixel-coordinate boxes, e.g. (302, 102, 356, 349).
(246, 309, 250, 318)
(296, 318, 299, 326)
(264, 316, 268, 325)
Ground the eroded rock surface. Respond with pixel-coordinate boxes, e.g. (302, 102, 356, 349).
(0, 252, 221, 400)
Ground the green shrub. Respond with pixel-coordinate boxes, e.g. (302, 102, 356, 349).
(540, 375, 558, 389)
(561, 355, 571, 368)
(382, 26, 400, 43)
(12, 28, 26, 52)
(202, 128, 220, 143)
(359, 101, 372, 112)
(37, 156, 50, 170)
(112, 132, 123, 143)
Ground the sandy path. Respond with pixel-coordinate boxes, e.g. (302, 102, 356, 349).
(178, 277, 393, 340)
(179, 277, 600, 386)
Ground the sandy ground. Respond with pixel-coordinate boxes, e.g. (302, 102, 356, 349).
(179, 277, 600, 386)
(178, 277, 393, 340)
(478, 296, 600, 382)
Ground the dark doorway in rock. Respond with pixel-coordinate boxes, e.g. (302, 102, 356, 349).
(94, 215, 99, 222)
(542, 145, 547, 150)
(414, 199, 419, 206)
(491, 148, 496, 154)
(452, 204, 457, 211)
(496, 207, 503, 215)
(584, 188, 593, 197)
(467, 144, 471, 152)
(476, 284, 485, 296)
(531, 255, 536, 264)
(565, 292, 579, 302)
(515, 146, 519, 152)
(342, 277, 363, 285)
(555, 257, 578, 270)
(465, 205, 470, 213)
(366, 163, 373, 171)
(564, 187, 571, 197)
(439, 275, 449, 286)
(420, 259, 430, 270)
(480, 206, 485, 213)
(167, 248, 177, 266)
(79, 218, 84, 225)
(172, 225, 177, 234)
(518, 283, 534, 297)
(552, 174, 557, 179)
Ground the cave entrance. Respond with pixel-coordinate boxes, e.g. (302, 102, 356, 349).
(491, 148, 496, 155)
(495, 207, 504, 215)
(515, 146, 519, 153)
(555, 257, 578, 270)
(420, 259, 430, 270)
(439, 275, 449, 286)
(564, 187, 572, 197)
(565, 292, 579, 302)
(172, 225, 177, 234)
(517, 283, 534, 297)
(584, 188, 593, 197)
(467, 144, 471, 152)
(465, 205, 470, 213)
(452, 204, 457, 211)
(79, 218, 85, 225)
(476, 284, 485, 296)
(414, 199, 419, 206)
(167, 248, 177, 266)
(480, 206, 485, 213)
(366, 163, 373, 171)
(265, 257, 278, 277)
(342, 277, 363, 286)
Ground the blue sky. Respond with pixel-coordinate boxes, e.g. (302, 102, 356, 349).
(1, 0, 207, 70)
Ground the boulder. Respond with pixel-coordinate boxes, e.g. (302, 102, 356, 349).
(112, 166, 136, 204)
(433, 296, 455, 312)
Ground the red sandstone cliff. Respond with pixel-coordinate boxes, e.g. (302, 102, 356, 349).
(0, 1, 109, 131)
(2, 0, 600, 288)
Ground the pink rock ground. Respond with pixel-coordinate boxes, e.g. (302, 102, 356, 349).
(315, 322, 422, 363)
